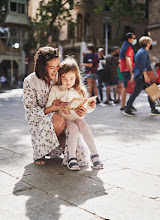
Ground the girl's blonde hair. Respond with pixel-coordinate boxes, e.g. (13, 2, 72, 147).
(58, 57, 87, 98)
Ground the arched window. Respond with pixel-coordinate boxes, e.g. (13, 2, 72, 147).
(84, 13, 90, 41)
(77, 14, 83, 41)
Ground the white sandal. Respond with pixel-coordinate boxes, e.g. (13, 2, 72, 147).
(67, 157, 80, 171)
(91, 154, 103, 169)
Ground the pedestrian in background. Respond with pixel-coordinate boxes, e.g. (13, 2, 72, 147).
(120, 32, 137, 111)
(97, 48, 107, 103)
(23, 46, 88, 166)
(81, 43, 100, 103)
(117, 63, 124, 103)
(104, 46, 120, 104)
(123, 36, 160, 116)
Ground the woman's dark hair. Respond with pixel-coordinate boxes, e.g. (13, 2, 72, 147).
(34, 46, 59, 83)
(155, 63, 160, 68)
(125, 32, 134, 41)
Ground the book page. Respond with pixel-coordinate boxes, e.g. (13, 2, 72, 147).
(67, 96, 97, 110)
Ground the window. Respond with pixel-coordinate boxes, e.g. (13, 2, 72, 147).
(10, 2, 17, 12)
(104, 2, 111, 11)
(145, 0, 149, 18)
(18, 3, 25, 14)
(10, 28, 17, 38)
(10, 2, 25, 14)
(77, 14, 83, 41)
(84, 14, 90, 41)
(68, 22, 75, 39)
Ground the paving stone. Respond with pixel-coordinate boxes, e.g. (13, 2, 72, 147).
(0, 171, 31, 197)
(69, 187, 160, 220)
(0, 189, 99, 220)
(90, 168, 160, 198)
(110, 154, 160, 176)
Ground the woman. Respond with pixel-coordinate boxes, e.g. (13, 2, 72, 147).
(123, 36, 160, 116)
(23, 46, 90, 165)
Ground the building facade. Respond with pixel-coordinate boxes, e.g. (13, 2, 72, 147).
(147, 0, 160, 64)
(27, 0, 148, 70)
(0, 0, 30, 88)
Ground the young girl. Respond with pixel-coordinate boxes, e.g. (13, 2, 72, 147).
(46, 57, 103, 171)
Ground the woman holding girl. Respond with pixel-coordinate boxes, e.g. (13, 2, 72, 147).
(23, 46, 89, 166)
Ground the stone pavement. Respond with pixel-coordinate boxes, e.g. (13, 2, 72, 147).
(0, 88, 160, 220)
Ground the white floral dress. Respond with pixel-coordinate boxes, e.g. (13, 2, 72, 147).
(23, 72, 88, 166)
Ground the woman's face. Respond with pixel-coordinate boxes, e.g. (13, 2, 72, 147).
(45, 57, 60, 80)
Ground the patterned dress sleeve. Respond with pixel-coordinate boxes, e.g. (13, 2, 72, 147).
(45, 86, 56, 108)
(23, 77, 45, 123)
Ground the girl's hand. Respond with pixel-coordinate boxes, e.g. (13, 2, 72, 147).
(89, 100, 96, 109)
(75, 106, 87, 117)
(59, 101, 70, 115)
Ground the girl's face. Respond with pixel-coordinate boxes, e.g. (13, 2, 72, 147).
(61, 71, 76, 89)
(45, 57, 60, 80)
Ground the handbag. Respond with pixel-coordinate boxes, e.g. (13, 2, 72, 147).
(146, 70, 157, 81)
(137, 62, 157, 81)
(145, 83, 160, 102)
(127, 80, 135, 94)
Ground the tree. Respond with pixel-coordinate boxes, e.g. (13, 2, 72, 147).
(95, 0, 146, 42)
(104, 0, 146, 28)
(31, 0, 76, 46)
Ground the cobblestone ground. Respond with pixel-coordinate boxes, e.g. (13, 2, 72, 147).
(0, 89, 160, 220)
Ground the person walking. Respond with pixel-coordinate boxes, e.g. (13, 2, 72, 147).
(123, 36, 160, 116)
(120, 32, 137, 111)
(97, 48, 107, 102)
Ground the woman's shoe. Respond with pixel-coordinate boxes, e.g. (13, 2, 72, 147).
(67, 157, 80, 171)
(34, 157, 46, 165)
(91, 154, 103, 169)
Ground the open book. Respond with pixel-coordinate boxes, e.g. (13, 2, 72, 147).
(67, 96, 97, 110)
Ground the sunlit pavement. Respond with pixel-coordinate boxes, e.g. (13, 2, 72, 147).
(0, 88, 160, 220)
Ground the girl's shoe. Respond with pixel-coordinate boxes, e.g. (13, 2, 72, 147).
(91, 154, 103, 169)
(67, 157, 80, 171)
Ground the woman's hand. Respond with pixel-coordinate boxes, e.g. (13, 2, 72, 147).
(144, 75, 150, 84)
(52, 99, 61, 106)
(74, 106, 87, 117)
(89, 100, 96, 109)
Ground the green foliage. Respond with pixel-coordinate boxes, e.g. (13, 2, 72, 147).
(31, 0, 75, 46)
(96, 0, 146, 27)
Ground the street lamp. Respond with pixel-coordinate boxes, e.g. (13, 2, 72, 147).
(104, 16, 110, 56)
(10, 41, 19, 87)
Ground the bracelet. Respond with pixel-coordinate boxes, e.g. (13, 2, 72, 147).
(144, 75, 148, 78)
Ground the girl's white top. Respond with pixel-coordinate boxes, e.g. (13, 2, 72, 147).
(46, 85, 94, 121)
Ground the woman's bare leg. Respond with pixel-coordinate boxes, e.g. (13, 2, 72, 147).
(52, 113, 66, 150)
(52, 113, 66, 136)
